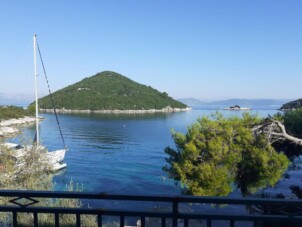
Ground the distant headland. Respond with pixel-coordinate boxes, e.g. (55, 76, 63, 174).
(280, 98, 302, 110)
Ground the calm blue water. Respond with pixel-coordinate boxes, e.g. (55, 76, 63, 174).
(16, 108, 280, 196)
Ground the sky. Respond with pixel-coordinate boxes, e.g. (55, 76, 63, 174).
(0, 0, 301, 102)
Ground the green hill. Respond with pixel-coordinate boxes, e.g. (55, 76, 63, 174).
(280, 98, 302, 110)
(36, 71, 187, 111)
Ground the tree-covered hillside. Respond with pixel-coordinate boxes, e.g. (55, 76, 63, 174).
(36, 71, 187, 110)
(281, 98, 302, 110)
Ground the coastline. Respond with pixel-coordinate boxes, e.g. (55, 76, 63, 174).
(0, 116, 36, 137)
(40, 107, 192, 114)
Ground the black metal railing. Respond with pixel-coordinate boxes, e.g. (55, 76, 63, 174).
(0, 190, 302, 226)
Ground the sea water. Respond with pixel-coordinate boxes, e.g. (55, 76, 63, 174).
(13, 107, 302, 225)
(15, 108, 281, 196)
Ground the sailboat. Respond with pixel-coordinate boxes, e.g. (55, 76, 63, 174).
(2, 35, 67, 171)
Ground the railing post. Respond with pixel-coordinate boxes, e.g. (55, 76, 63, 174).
(120, 216, 125, 227)
(230, 219, 234, 227)
(97, 214, 102, 227)
(33, 212, 38, 227)
(172, 199, 178, 227)
(13, 211, 17, 227)
(184, 218, 188, 227)
(161, 217, 166, 227)
(76, 214, 81, 227)
(207, 218, 211, 227)
(55, 213, 59, 227)
(141, 216, 146, 227)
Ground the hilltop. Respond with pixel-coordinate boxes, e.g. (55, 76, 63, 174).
(280, 98, 302, 110)
(36, 71, 188, 113)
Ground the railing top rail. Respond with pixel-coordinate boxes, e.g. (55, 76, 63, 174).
(0, 190, 300, 206)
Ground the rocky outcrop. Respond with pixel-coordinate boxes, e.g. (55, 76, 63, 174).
(0, 117, 36, 137)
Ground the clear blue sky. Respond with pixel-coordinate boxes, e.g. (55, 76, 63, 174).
(0, 0, 301, 101)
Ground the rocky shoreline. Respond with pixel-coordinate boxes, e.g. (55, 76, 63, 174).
(40, 107, 192, 114)
(0, 116, 36, 137)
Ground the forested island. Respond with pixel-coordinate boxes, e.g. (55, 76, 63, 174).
(35, 71, 189, 113)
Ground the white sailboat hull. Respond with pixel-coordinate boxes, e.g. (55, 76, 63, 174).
(47, 148, 66, 164)
(1, 142, 67, 171)
(52, 162, 67, 171)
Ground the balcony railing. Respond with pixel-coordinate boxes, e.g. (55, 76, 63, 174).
(0, 190, 302, 226)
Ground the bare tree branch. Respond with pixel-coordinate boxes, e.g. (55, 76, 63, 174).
(253, 118, 302, 146)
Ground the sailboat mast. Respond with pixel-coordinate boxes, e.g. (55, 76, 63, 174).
(33, 34, 39, 145)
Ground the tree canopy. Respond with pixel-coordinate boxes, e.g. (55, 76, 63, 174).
(163, 113, 290, 196)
